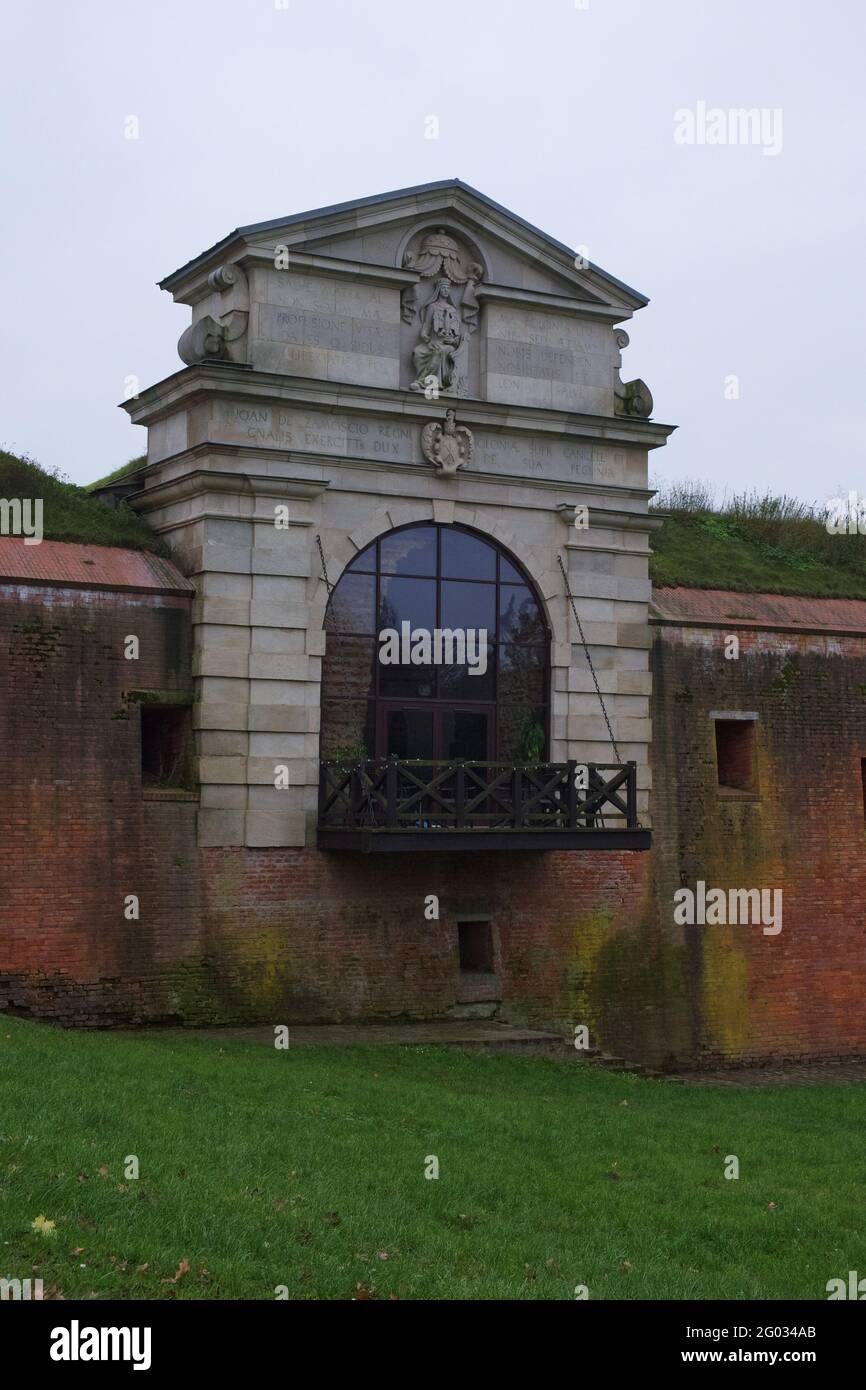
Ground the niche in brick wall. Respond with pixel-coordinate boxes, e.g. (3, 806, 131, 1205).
(132, 694, 196, 792)
(713, 716, 757, 795)
(455, 919, 500, 1010)
(458, 920, 494, 973)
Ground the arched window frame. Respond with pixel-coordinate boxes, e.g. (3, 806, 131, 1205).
(321, 522, 552, 764)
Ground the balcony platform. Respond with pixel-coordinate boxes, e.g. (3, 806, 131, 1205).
(318, 827, 650, 852)
(318, 757, 649, 852)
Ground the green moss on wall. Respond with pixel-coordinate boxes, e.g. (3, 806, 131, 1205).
(594, 913, 691, 1066)
(566, 909, 612, 1039)
(701, 929, 751, 1058)
(164, 932, 296, 1025)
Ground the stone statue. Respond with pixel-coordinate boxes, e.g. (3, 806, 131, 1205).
(409, 278, 464, 394)
(402, 228, 482, 329)
(420, 409, 473, 476)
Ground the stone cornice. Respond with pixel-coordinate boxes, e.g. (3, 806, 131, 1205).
(176, 248, 418, 306)
(133, 467, 330, 514)
(124, 443, 654, 515)
(559, 504, 664, 535)
(121, 364, 676, 450)
(476, 283, 627, 322)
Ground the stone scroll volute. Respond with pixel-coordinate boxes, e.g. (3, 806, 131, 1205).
(177, 262, 250, 367)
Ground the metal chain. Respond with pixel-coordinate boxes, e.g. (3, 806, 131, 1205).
(557, 552, 623, 763)
(315, 534, 332, 594)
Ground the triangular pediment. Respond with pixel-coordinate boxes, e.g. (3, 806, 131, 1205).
(160, 180, 647, 316)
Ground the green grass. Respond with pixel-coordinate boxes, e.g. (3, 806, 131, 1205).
(649, 478, 866, 598)
(1, 1019, 863, 1300)
(83, 454, 147, 494)
(0, 450, 162, 553)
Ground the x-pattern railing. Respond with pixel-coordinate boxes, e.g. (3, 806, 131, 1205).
(319, 759, 639, 833)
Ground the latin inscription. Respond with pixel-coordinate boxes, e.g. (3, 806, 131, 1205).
(213, 404, 630, 482)
(257, 305, 399, 357)
(488, 339, 575, 383)
(215, 405, 414, 457)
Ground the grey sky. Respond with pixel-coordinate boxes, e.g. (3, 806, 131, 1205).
(1, 0, 863, 501)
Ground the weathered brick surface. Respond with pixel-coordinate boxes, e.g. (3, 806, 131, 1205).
(0, 584, 200, 1025)
(183, 845, 648, 1035)
(3, 575, 865, 1068)
(648, 618, 866, 1067)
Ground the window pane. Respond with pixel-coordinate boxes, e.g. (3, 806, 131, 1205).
(441, 529, 496, 580)
(499, 644, 546, 704)
(499, 554, 524, 584)
(379, 576, 436, 632)
(386, 708, 435, 759)
(380, 526, 436, 576)
(326, 573, 375, 634)
(378, 661, 437, 698)
(497, 704, 547, 761)
(322, 636, 376, 702)
(348, 541, 377, 573)
(499, 585, 546, 642)
(441, 710, 489, 760)
(439, 647, 495, 701)
(441, 579, 496, 634)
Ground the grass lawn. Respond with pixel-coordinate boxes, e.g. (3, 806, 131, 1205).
(1, 1018, 863, 1300)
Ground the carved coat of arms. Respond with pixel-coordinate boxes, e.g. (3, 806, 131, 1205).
(420, 409, 473, 477)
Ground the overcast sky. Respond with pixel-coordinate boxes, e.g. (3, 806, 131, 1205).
(1, 0, 863, 501)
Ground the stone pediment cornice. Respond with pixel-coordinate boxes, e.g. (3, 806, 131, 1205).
(158, 179, 648, 315)
(474, 282, 627, 321)
(175, 248, 419, 306)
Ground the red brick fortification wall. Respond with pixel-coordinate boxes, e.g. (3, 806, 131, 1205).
(7, 571, 865, 1066)
(0, 584, 201, 1025)
(168, 845, 650, 1047)
(650, 618, 866, 1067)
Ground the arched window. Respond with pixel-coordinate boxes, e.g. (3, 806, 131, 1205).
(321, 523, 550, 763)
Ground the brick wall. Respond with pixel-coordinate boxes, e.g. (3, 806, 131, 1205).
(648, 618, 866, 1066)
(4, 574, 866, 1068)
(169, 845, 648, 1038)
(0, 583, 200, 1025)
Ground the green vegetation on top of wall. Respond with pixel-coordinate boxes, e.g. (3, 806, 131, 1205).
(0, 450, 163, 553)
(83, 454, 147, 493)
(649, 480, 866, 598)
(6, 450, 865, 597)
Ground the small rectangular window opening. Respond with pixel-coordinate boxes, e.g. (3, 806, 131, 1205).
(140, 704, 193, 788)
(458, 920, 494, 974)
(714, 719, 756, 793)
(861, 758, 866, 821)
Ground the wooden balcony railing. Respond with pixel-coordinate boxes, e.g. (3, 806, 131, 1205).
(317, 758, 648, 852)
